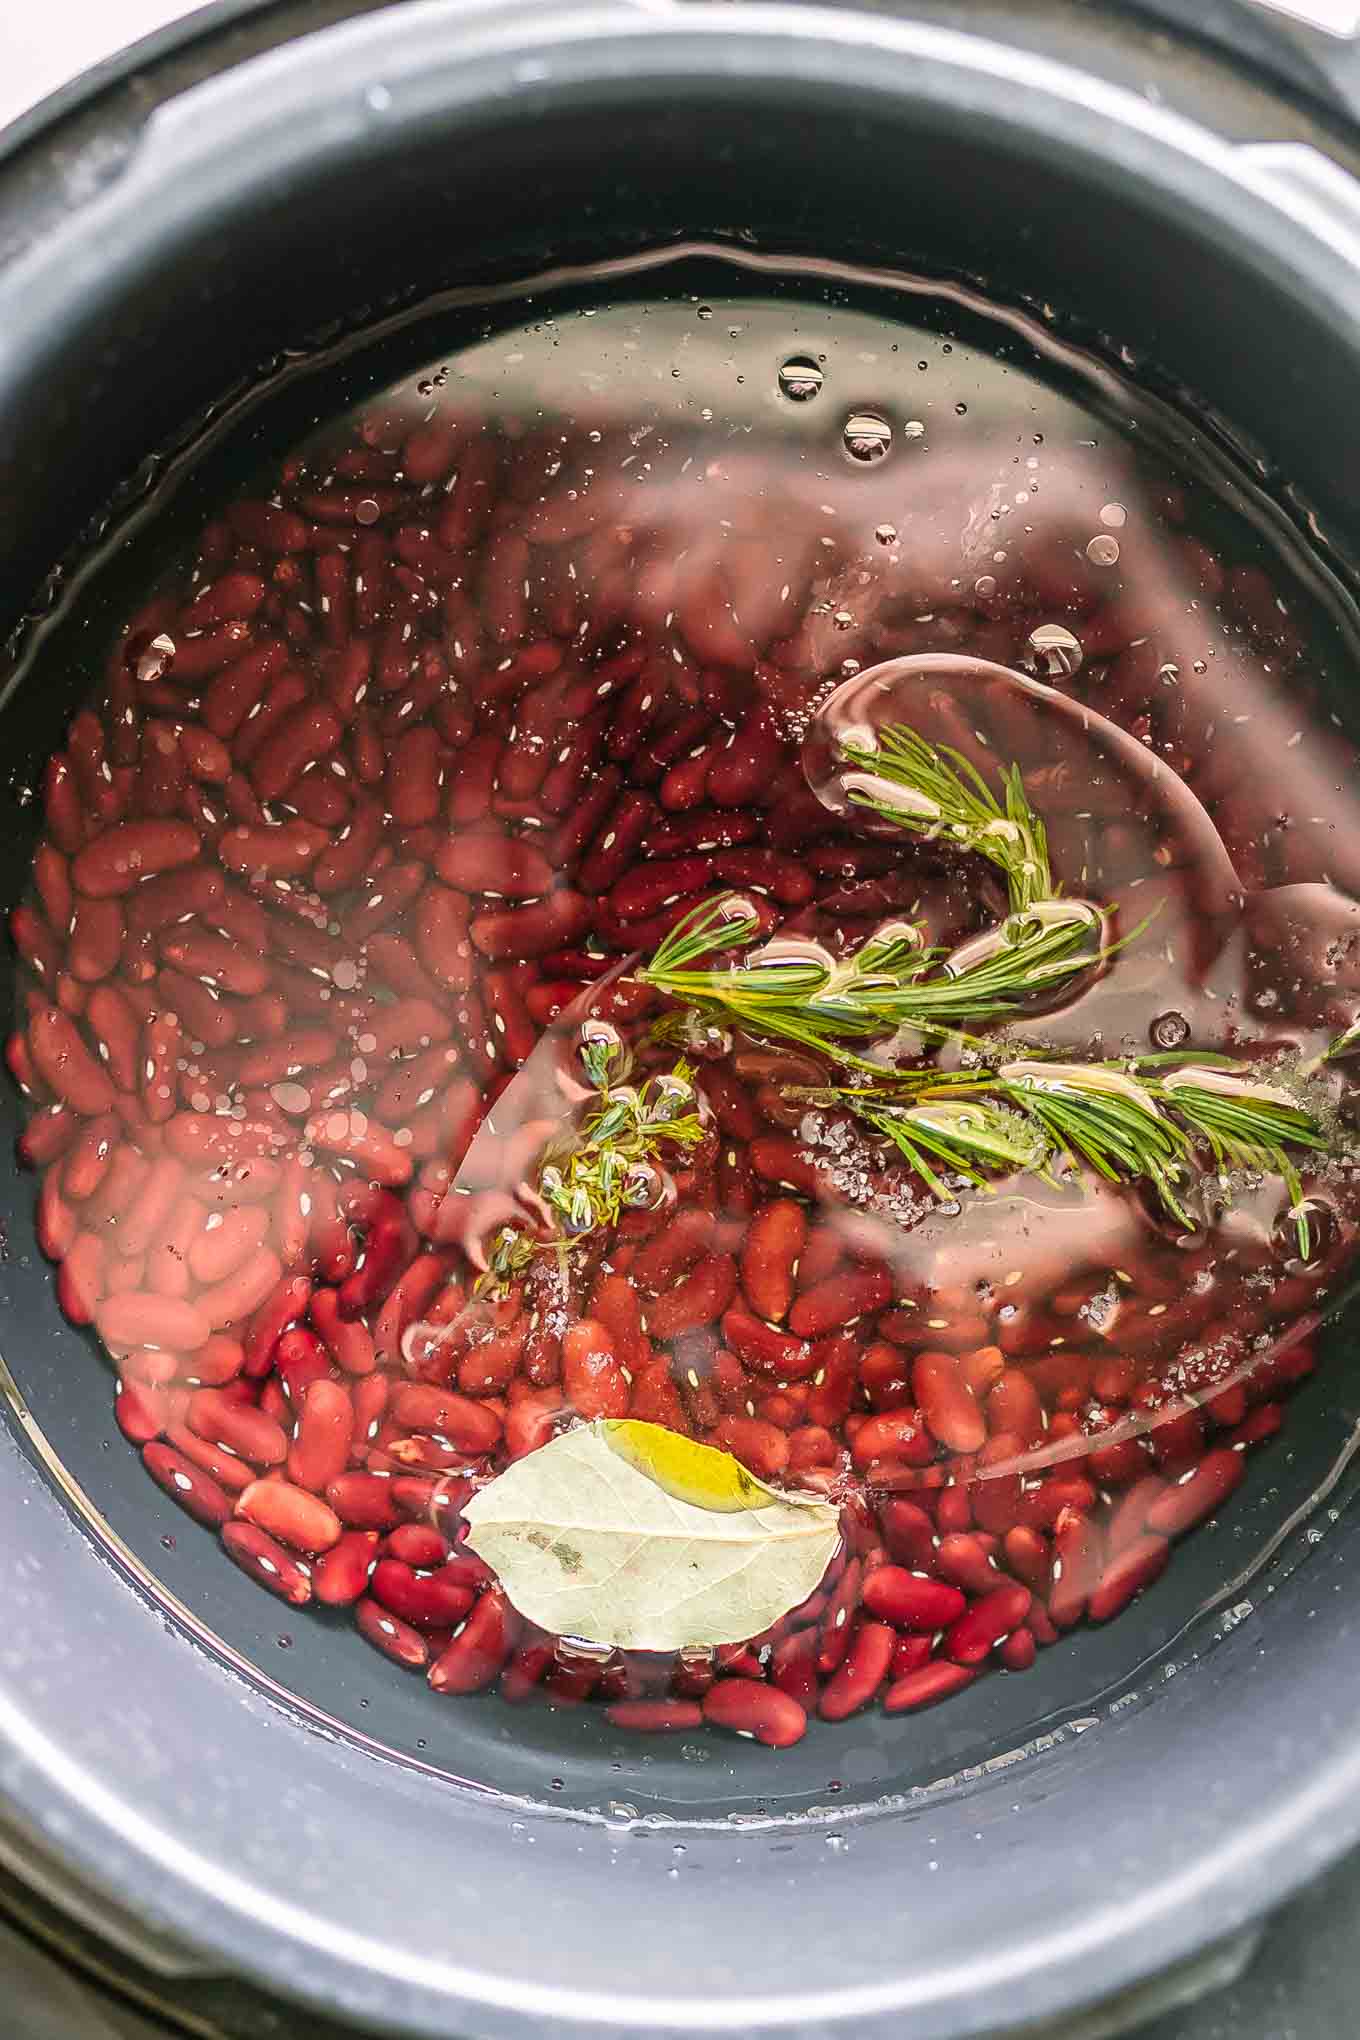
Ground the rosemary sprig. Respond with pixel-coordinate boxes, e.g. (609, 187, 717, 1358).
(635, 894, 1109, 1068)
(835, 721, 1054, 910)
(478, 1034, 706, 1294)
(794, 1059, 1329, 1251)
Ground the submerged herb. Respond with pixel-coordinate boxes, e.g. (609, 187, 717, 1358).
(795, 1058, 1329, 1253)
(478, 1034, 706, 1293)
(636, 893, 1112, 1067)
(835, 720, 1055, 910)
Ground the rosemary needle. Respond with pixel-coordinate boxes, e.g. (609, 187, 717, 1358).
(835, 721, 1055, 910)
(636, 893, 1111, 1065)
(796, 1059, 1329, 1251)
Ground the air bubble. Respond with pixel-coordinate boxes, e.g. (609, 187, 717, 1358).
(842, 412, 892, 463)
(778, 357, 824, 402)
(1027, 622, 1083, 678)
(1086, 534, 1121, 567)
(1150, 1011, 1190, 1050)
(874, 524, 898, 546)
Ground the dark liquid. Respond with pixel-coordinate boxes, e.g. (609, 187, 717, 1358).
(9, 256, 1360, 1802)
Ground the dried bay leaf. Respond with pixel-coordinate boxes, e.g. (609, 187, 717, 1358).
(462, 1420, 841, 1650)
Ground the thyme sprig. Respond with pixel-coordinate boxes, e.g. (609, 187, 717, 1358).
(478, 1034, 705, 1294)
(835, 720, 1054, 910)
(792, 1058, 1328, 1252)
(636, 893, 1111, 1068)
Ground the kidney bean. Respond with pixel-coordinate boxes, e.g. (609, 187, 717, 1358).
(738, 1199, 807, 1323)
(818, 1618, 896, 1721)
(309, 1529, 378, 1606)
(390, 1384, 502, 1453)
(285, 1379, 354, 1492)
(719, 1309, 814, 1380)
(367, 1557, 476, 1631)
(116, 1382, 170, 1445)
(883, 1661, 977, 1713)
(1048, 1508, 1105, 1629)
(143, 1441, 233, 1527)
(72, 821, 200, 899)
(28, 1003, 116, 1116)
(237, 1479, 342, 1554)
(428, 1587, 519, 1694)
(861, 1568, 965, 1631)
(97, 1292, 211, 1354)
(702, 1679, 807, 1747)
(851, 1410, 934, 1471)
(913, 1351, 987, 1453)
(469, 891, 591, 960)
(816, 1558, 862, 1675)
(219, 1520, 313, 1605)
(1145, 1448, 1246, 1537)
(645, 1254, 738, 1341)
(605, 1699, 704, 1733)
(559, 1320, 629, 1420)
(351, 1595, 427, 1669)
(945, 1582, 1032, 1664)
(188, 1387, 288, 1466)
(434, 829, 553, 898)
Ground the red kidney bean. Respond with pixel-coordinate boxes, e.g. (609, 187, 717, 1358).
(221, 1521, 313, 1604)
(389, 1384, 502, 1453)
(1048, 1509, 1105, 1629)
(739, 1199, 807, 1324)
(862, 1568, 965, 1631)
(313, 1529, 380, 1605)
(819, 1618, 896, 1720)
(1145, 1449, 1246, 1537)
(326, 1472, 402, 1531)
(370, 1558, 476, 1630)
(719, 1309, 815, 1380)
(428, 1588, 519, 1693)
(702, 1679, 807, 1747)
(883, 1661, 977, 1713)
(913, 1351, 987, 1453)
(853, 1408, 937, 1472)
(434, 829, 553, 897)
(645, 1254, 738, 1341)
(143, 1441, 232, 1527)
(28, 1003, 116, 1115)
(188, 1387, 288, 1466)
(945, 1583, 1032, 1664)
(355, 1596, 429, 1669)
(816, 1558, 862, 1675)
(561, 1320, 630, 1420)
(287, 1379, 355, 1492)
(237, 1479, 342, 1554)
(72, 821, 200, 898)
(606, 1699, 704, 1733)
(469, 891, 591, 960)
(97, 1292, 211, 1353)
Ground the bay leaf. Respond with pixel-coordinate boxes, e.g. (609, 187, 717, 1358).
(461, 1420, 841, 1650)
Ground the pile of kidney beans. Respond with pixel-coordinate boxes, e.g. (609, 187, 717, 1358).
(7, 390, 1355, 1751)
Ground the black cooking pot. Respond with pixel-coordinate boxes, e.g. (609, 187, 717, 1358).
(6, 3, 1360, 2037)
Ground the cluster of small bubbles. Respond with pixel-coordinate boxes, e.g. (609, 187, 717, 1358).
(1027, 622, 1084, 678)
(1086, 533, 1121, 567)
(842, 411, 892, 463)
(777, 356, 824, 402)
